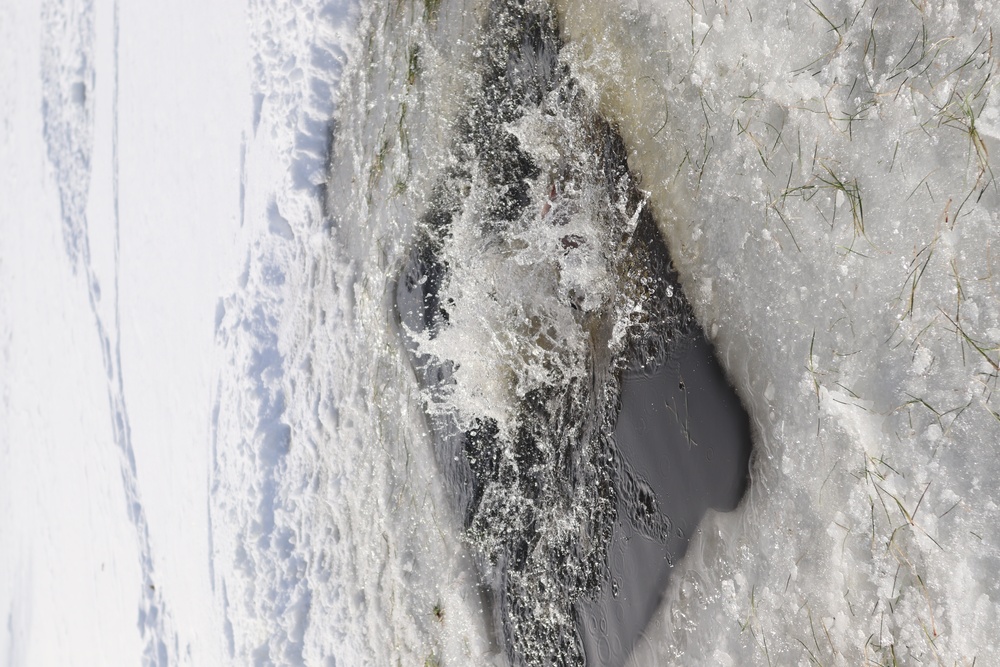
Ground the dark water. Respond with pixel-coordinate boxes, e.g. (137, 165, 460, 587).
(394, 1, 751, 664)
(578, 333, 751, 665)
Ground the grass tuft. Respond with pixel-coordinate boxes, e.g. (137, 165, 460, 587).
(423, 0, 441, 20)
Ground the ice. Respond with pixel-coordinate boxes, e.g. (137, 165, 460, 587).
(554, 0, 1000, 663)
(5, 0, 999, 665)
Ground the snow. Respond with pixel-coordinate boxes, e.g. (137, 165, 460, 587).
(4, 0, 250, 664)
(4, 0, 1000, 665)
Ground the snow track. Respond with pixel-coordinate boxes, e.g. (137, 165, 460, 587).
(40, 1, 178, 663)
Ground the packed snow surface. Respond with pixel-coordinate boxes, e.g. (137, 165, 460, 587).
(3, 0, 1000, 665)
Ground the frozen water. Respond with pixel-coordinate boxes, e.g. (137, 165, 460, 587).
(555, 0, 1000, 663)
(4, 0, 1000, 665)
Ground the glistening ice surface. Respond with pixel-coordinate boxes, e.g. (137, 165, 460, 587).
(3, 0, 1000, 665)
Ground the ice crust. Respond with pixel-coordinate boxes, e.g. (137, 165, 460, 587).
(554, 0, 1000, 663)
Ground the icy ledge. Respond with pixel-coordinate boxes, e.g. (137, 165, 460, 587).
(555, 0, 1000, 664)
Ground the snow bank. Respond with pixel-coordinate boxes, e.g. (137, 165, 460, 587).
(211, 0, 499, 664)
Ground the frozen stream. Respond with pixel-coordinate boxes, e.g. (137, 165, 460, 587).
(259, 0, 1000, 663)
(3, 0, 1000, 665)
